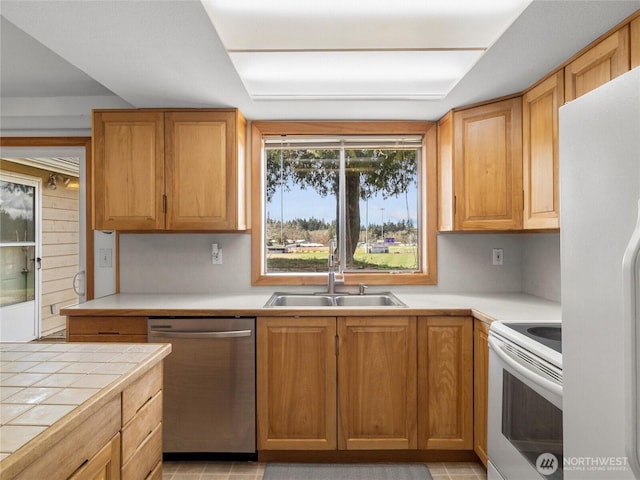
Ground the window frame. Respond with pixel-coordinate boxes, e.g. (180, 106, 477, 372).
(251, 121, 437, 286)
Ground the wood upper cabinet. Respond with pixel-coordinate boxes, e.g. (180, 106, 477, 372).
(93, 111, 165, 231)
(632, 16, 640, 69)
(417, 316, 473, 450)
(473, 318, 491, 467)
(93, 109, 246, 231)
(522, 71, 563, 230)
(165, 110, 246, 230)
(257, 317, 337, 450)
(565, 26, 630, 102)
(439, 97, 523, 231)
(338, 316, 417, 450)
(437, 112, 454, 231)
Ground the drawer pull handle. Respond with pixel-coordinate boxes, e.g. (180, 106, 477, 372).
(136, 395, 154, 414)
(142, 428, 154, 442)
(98, 331, 119, 335)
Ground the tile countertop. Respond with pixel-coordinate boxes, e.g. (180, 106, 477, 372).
(60, 292, 561, 324)
(0, 342, 171, 467)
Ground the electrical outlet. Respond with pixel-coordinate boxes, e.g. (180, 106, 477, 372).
(492, 248, 504, 265)
(211, 244, 223, 265)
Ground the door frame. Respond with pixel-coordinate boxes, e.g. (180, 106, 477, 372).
(0, 137, 94, 301)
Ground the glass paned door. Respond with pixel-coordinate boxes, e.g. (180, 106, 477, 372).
(0, 174, 39, 341)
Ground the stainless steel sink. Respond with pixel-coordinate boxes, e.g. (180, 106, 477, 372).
(265, 294, 334, 307)
(264, 292, 406, 308)
(334, 294, 404, 306)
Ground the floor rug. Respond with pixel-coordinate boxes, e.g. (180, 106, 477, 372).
(263, 463, 433, 480)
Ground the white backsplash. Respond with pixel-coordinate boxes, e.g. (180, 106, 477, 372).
(119, 232, 561, 301)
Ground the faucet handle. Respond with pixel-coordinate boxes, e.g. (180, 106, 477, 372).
(359, 283, 368, 295)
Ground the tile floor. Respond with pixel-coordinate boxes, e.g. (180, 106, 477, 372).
(161, 461, 487, 480)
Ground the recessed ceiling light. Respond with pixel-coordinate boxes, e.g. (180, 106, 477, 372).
(201, 0, 532, 100)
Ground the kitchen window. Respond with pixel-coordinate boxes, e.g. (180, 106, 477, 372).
(250, 122, 437, 286)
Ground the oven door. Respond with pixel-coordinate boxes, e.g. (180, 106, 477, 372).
(488, 333, 563, 480)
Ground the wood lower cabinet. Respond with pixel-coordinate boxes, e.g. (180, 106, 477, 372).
(67, 316, 148, 343)
(338, 316, 417, 450)
(257, 316, 418, 451)
(473, 318, 491, 467)
(417, 316, 473, 450)
(257, 317, 337, 450)
(522, 71, 563, 230)
(68, 434, 121, 480)
(439, 97, 523, 231)
(121, 363, 163, 480)
(565, 26, 630, 102)
(11, 396, 121, 480)
(93, 108, 246, 232)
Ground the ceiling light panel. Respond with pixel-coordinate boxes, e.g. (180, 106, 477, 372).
(201, 0, 532, 100)
(229, 50, 484, 99)
(202, 0, 531, 49)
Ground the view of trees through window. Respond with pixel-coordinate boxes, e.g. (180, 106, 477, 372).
(264, 137, 420, 274)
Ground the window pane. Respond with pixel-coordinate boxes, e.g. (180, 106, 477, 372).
(346, 148, 419, 271)
(0, 246, 36, 307)
(265, 148, 339, 273)
(0, 180, 35, 243)
(264, 142, 420, 275)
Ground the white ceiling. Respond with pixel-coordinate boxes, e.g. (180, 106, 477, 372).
(1, 0, 639, 132)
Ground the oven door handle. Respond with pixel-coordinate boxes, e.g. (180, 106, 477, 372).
(488, 335, 562, 398)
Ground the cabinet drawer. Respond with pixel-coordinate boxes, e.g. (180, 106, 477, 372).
(121, 423, 162, 480)
(122, 391, 162, 464)
(13, 395, 121, 480)
(122, 363, 162, 426)
(67, 316, 148, 335)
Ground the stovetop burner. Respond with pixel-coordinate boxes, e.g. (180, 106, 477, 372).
(502, 322, 562, 354)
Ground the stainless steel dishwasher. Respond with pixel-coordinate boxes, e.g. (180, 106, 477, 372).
(148, 317, 255, 456)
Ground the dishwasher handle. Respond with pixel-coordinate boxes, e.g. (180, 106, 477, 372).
(148, 329, 252, 339)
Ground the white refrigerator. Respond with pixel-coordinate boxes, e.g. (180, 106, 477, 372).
(560, 67, 640, 479)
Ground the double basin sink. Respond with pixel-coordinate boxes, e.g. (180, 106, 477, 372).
(265, 291, 407, 308)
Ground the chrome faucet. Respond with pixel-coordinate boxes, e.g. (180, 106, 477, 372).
(327, 239, 336, 294)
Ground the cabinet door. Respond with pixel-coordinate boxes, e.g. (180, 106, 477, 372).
(165, 111, 243, 230)
(437, 112, 454, 232)
(473, 319, 490, 466)
(417, 316, 473, 450)
(632, 17, 640, 69)
(453, 98, 523, 230)
(68, 433, 121, 480)
(522, 71, 563, 230)
(565, 26, 630, 102)
(93, 111, 165, 230)
(257, 317, 337, 450)
(338, 316, 417, 450)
